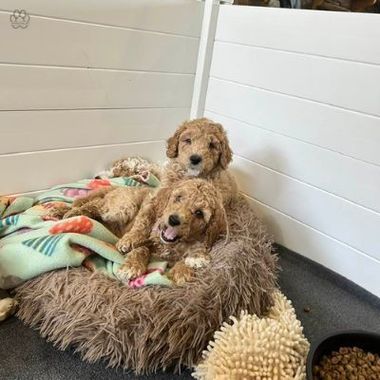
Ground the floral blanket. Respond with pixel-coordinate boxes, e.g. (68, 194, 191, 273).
(0, 175, 172, 289)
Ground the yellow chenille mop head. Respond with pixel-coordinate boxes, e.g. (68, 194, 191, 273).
(193, 291, 310, 380)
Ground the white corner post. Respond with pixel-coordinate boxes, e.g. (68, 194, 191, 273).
(190, 0, 220, 119)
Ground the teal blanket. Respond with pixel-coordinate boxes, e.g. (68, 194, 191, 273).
(0, 176, 171, 289)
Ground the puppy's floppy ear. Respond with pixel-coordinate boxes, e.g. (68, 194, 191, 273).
(166, 121, 189, 158)
(205, 197, 227, 250)
(215, 123, 233, 170)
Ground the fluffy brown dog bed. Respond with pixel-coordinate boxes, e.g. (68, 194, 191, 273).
(15, 196, 278, 374)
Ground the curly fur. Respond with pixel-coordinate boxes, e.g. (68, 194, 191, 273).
(165, 118, 237, 206)
(63, 186, 151, 237)
(15, 195, 278, 374)
(167, 118, 232, 171)
(117, 119, 237, 254)
(95, 156, 162, 181)
(47, 157, 159, 237)
(117, 178, 227, 284)
(48, 119, 237, 263)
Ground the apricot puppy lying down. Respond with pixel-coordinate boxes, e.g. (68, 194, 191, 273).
(117, 178, 227, 285)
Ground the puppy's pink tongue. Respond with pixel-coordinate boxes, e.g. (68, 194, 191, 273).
(164, 226, 177, 240)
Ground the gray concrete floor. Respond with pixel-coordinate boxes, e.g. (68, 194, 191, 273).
(0, 246, 379, 379)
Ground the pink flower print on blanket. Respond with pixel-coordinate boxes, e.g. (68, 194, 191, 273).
(128, 266, 166, 288)
(62, 188, 90, 199)
(61, 179, 111, 200)
(128, 276, 146, 288)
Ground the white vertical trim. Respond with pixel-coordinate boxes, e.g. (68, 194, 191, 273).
(190, 0, 220, 118)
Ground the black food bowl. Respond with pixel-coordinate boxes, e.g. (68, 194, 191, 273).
(307, 330, 380, 379)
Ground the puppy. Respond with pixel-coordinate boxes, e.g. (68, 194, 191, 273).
(63, 186, 151, 237)
(117, 178, 227, 285)
(117, 118, 237, 253)
(49, 119, 236, 252)
(105, 119, 237, 207)
(164, 118, 237, 206)
(46, 157, 159, 236)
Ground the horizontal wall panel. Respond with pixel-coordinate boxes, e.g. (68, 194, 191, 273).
(206, 78, 380, 166)
(1, 141, 166, 195)
(246, 195, 380, 298)
(206, 112, 380, 213)
(0, 65, 194, 110)
(0, 108, 187, 154)
(0, 0, 203, 37)
(210, 42, 380, 116)
(0, 12, 198, 74)
(216, 6, 380, 65)
(231, 156, 380, 260)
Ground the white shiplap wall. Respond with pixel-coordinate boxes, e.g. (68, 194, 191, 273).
(0, 0, 203, 195)
(204, 6, 380, 296)
(2, 0, 379, 296)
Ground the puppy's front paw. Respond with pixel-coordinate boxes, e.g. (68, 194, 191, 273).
(116, 237, 133, 254)
(0, 298, 18, 322)
(116, 232, 144, 254)
(168, 263, 194, 286)
(117, 258, 147, 282)
(45, 204, 71, 220)
(63, 208, 83, 219)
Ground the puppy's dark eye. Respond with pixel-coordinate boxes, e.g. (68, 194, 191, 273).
(209, 142, 216, 149)
(194, 209, 204, 218)
(184, 138, 192, 145)
(175, 195, 182, 202)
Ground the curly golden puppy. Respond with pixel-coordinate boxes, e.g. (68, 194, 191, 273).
(63, 186, 151, 237)
(164, 117, 237, 206)
(117, 178, 227, 285)
(46, 157, 159, 236)
(117, 118, 237, 253)
(104, 119, 237, 207)
(48, 120, 236, 254)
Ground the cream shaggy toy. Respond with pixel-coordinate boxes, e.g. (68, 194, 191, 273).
(0, 297, 18, 322)
(193, 291, 310, 380)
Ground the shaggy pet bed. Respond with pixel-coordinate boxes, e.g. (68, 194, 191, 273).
(15, 196, 278, 374)
(193, 291, 310, 380)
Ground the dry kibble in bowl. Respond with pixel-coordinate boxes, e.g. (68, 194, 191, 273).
(313, 346, 380, 379)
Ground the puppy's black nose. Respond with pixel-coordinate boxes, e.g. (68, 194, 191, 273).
(168, 214, 181, 226)
(190, 154, 202, 165)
